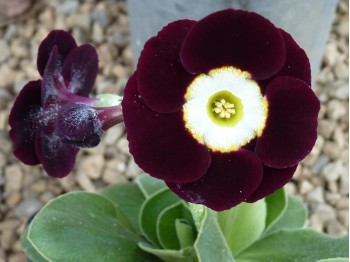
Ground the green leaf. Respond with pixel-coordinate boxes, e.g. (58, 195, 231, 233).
(193, 206, 235, 262)
(175, 219, 196, 249)
(237, 229, 349, 262)
(139, 188, 180, 246)
(156, 201, 194, 250)
(217, 199, 266, 255)
(264, 188, 287, 231)
(27, 192, 157, 262)
(317, 259, 349, 262)
(100, 183, 145, 233)
(21, 227, 49, 262)
(136, 173, 167, 197)
(265, 196, 307, 235)
(188, 203, 206, 230)
(139, 242, 197, 262)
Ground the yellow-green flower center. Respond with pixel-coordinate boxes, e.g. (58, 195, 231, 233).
(206, 90, 243, 127)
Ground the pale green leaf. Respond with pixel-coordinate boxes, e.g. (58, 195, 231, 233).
(217, 199, 266, 255)
(156, 201, 194, 250)
(237, 229, 349, 262)
(175, 219, 196, 249)
(139, 242, 197, 262)
(265, 196, 307, 235)
(100, 183, 145, 232)
(27, 192, 157, 262)
(136, 173, 167, 197)
(21, 227, 49, 262)
(193, 206, 235, 262)
(317, 258, 349, 262)
(139, 188, 180, 246)
(264, 188, 287, 231)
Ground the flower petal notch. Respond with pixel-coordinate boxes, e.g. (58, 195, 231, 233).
(9, 30, 123, 178)
(123, 9, 320, 211)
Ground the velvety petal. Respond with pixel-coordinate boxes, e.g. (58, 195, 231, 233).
(166, 150, 263, 211)
(35, 128, 79, 178)
(180, 9, 285, 80)
(41, 46, 62, 107)
(246, 165, 297, 203)
(256, 76, 320, 168)
(56, 103, 103, 148)
(62, 44, 98, 96)
(8, 80, 41, 165)
(122, 73, 211, 183)
(274, 29, 311, 86)
(37, 30, 77, 76)
(137, 20, 196, 113)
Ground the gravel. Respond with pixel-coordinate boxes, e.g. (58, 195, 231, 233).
(0, 0, 348, 261)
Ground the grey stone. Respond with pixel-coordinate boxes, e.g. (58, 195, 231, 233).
(328, 81, 349, 100)
(91, 22, 104, 44)
(104, 125, 124, 146)
(56, 0, 79, 15)
(317, 119, 335, 139)
(306, 187, 325, 203)
(327, 99, 346, 120)
(92, 9, 110, 27)
(0, 40, 10, 63)
(311, 155, 330, 175)
(322, 141, 341, 160)
(326, 220, 347, 236)
(5, 165, 23, 192)
(14, 198, 42, 217)
(333, 62, 349, 79)
(73, 13, 91, 32)
(79, 154, 105, 180)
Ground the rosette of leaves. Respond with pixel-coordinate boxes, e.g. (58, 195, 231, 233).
(21, 174, 348, 262)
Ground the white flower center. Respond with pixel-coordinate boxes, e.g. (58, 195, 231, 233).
(183, 66, 268, 152)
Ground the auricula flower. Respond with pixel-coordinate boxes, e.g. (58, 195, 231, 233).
(122, 9, 320, 211)
(9, 30, 123, 178)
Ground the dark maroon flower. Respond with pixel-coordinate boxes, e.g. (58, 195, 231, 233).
(9, 30, 123, 178)
(122, 9, 320, 211)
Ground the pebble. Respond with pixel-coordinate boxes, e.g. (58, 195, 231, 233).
(333, 61, 349, 79)
(306, 187, 325, 204)
(73, 13, 91, 32)
(327, 99, 347, 120)
(299, 180, 313, 195)
(14, 198, 42, 217)
(317, 119, 335, 139)
(102, 167, 127, 184)
(321, 160, 343, 182)
(0, 40, 10, 63)
(55, 0, 79, 15)
(326, 220, 347, 236)
(5, 191, 21, 208)
(116, 136, 130, 155)
(76, 171, 96, 192)
(323, 42, 339, 66)
(338, 209, 348, 228)
(329, 80, 349, 100)
(91, 22, 104, 44)
(104, 125, 124, 146)
(8, 253, 26, 262)
(92, 8, 110, 27)
(322, 141, 341, 160)
(4, 165, 23, 192)
(125, 157, 143, 179)
(79, 154, 105, 180)
(311, 155, 330, 175)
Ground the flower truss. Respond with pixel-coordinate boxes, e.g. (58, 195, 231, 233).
(122, 9, 320, 211)
(9, 30, 123, 178)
